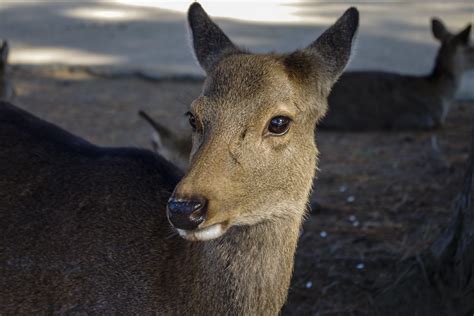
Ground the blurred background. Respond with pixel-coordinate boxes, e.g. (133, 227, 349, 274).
(1, 0, 472, 97)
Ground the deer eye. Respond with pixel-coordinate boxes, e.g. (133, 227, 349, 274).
(268, 116, 291, 135)
(185, 112, 197, 131)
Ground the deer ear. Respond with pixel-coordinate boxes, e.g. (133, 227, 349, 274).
(432, 18, 450, 41)
(307, 7, 358, 81)
(0, 41, 8, 66)
(286, 7, 358, 88)
(188, 3, 240, 73)
(455, 24, 472, 45)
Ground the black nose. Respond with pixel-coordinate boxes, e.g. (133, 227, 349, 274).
(167, 196, 208, 230)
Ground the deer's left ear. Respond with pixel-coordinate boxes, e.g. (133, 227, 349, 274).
(285, 8, 359, 91)
(188, 3, 241, 74)
(306, 7, 358, 81)
(431, 18, 450, 42)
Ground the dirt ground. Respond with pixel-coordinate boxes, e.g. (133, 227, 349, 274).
(8, 66, 474, 315)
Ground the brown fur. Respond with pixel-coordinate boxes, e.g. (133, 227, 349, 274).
(0, 3, 358, 314)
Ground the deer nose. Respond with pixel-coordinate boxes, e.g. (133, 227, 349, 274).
(167, 196, 208, 230)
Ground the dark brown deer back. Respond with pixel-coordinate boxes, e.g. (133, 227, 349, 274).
(0, 102, 184, 313)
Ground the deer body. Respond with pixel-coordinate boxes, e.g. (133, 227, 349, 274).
(0, 3, 358, 314)
(321, 70, 457, 130)
(320, 18, 473, 130)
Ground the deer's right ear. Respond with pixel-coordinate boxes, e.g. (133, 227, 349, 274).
(432, 18, 450, 41)
(455, 24, 472, 45)
(188, 3, 240, 74)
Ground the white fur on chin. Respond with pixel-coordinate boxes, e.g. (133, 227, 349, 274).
(177, 223, 224, 241)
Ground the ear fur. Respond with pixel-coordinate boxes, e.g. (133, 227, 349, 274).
(432, 18, 450, 42)
(455, 24, 472, 45)
(187, 3, 240, 73)
(0, 41, 8, 70)
(285, 7, 359, 89)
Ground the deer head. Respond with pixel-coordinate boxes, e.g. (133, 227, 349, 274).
(431, 18, 474, 77)
(167, 3, 358, 241)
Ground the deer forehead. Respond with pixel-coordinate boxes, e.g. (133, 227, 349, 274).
(190, 55, 303, 129)
(203, 54, 295, 102)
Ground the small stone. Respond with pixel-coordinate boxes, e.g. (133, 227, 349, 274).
(320, 231, 328, 238)
(352, 220, 360, 227)
(348, 215, 357, 222)
(347, 195, 355, 203)
(356, 263, 365, 270)
(305, 281, 313, 289)
(339, 185, 348, 193)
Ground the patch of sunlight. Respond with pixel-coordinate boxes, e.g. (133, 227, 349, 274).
(109, 0, 333, 25)
(63, 7, 150, 22)
(0, 1, 38, 10)
(11, 47, 123, 65)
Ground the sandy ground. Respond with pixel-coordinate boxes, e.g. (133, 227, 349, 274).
(7, 66, 474, 315)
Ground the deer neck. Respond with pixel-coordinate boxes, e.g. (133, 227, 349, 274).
(181, 214, 303, 314)
(428, 60, 460, 99)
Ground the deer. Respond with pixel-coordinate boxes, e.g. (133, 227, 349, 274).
(139, 110, 191, 171)
(0, 3, 358, 314)
(319, 17, 474, 130)
(0, 40, 13, 101)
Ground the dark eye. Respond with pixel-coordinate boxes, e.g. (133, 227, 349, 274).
(268, 116, 291, 135)
(185, 111, 197, 131)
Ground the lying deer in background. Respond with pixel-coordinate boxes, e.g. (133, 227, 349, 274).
(320, 18, 473, 130)
(0, 41, 13, 101)
(0, 3, 358, 314)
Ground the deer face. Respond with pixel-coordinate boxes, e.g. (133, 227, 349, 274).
(167, 3, 358, 241)
(432, 18, 474, 75)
